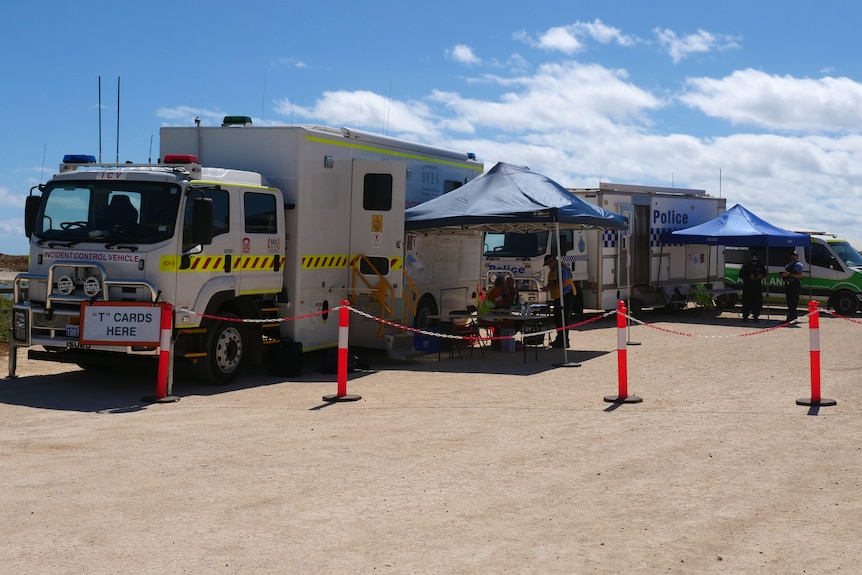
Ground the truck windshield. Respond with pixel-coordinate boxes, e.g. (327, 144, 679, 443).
(484, 231, 550, 257)
(829, 240, 862, 267)
(35, 180, 183, 244)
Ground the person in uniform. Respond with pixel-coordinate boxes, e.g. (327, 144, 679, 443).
(739, 253, 768, 321)
(779, 251, 804, 323)
(542, 255, 576, 348)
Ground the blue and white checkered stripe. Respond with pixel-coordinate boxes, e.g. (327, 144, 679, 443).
(653, 227, 683, 247)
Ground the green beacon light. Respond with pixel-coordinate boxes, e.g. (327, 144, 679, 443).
(222, 115, 253, 126)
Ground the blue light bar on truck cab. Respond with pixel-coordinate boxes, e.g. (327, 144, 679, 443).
(62, 154, 97, 164)
(163, 154, 199, 164)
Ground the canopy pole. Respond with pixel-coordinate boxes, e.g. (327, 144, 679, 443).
(626, 228, 640, 345)
(700, 242, 718, 287)
(552, 217, 580, 368)
(765, 245, 771, 319)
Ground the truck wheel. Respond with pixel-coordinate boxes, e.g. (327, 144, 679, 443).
(413, 296, 438, 328)
(196, 313, 247, 384)
(832, 291, 858, 315)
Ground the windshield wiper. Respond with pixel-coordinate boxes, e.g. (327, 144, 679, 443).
(104, 242, 139, 251)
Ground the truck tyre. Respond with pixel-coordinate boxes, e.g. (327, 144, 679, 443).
(413, 296, 438, 328)
(196, 313, 247, 384)
(832, 291, 858, 315)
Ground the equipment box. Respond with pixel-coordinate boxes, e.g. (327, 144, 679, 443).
(413, 333, 440, 354)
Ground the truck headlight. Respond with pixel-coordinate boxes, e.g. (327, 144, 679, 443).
(83, 276, 101, 298)
(56, 275, 74, 295)
(12, 308, 30, 344)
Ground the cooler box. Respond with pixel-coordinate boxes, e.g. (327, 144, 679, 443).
(413, 333, 440, 354)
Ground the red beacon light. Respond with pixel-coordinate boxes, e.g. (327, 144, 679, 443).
(163, 154, 199, 164)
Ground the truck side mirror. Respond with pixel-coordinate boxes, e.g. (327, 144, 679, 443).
(192, 197, 214, 246)
(24, 195, 41, 238)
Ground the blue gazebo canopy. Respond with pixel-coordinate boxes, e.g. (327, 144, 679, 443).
(664, 204, 809, 247)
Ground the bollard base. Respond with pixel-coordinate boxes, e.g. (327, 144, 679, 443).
(142, 395, 181, 404)
(604, 394, 643, 404)
(322, 394, 362, 402)
(796, 397, 837, 407)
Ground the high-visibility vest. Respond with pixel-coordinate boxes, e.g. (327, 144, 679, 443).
(548, 263, 576, 299)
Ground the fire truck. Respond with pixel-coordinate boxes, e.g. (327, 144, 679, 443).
(9, 118, 483, 381)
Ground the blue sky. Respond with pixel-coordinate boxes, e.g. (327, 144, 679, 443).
(3, 0, 862, 254)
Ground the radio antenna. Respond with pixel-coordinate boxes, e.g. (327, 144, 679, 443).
(261, 68, 267, 123)
(98, 76, 103, 163)
(148, 134, 153, 164)
(115, 76, 121, 163)
(40, 144, 47, 184)
(385, 79, 392, 135)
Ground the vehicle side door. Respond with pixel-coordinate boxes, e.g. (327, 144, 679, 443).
(167, 186, 239, 325)
(238, 188, 284, 295)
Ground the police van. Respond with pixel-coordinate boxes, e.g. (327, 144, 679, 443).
(724, 233, 862, 315)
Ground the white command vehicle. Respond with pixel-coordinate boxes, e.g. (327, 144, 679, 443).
(725, 233, 862, 315)
(482, 228, 591, 311)
(482, 183, 727, 314)
(9, 118, 483, 382)
(571, 183, 726, 313)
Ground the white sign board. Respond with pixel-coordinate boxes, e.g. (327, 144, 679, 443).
(79, 303, 163, 346)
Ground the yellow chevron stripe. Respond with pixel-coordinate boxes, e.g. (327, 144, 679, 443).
(348, 255, 403, 271)
(159, 255, 284, 272)
(301, 254, 349, 270)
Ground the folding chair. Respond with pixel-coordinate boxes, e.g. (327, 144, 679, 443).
(447, 306, 485, 358)
(689, 284, 719, 318)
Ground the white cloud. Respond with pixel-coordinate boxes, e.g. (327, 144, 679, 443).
(681, 69, 862, 133)
(274, 91, 442, 139)
(535, 26, 584, 54)
(210, 47, 862, 245)
(576, 19, 636, 47)
(0, 219, 24, 238)
(430, 61, 664, 134)
(0, 185, 25, 209)
(655, 27, 739, 63)
(0, 186, 25, 253)
(270, 56, 308, 69)
(446, 44, 481, 65)
(516, 19, 636, 54)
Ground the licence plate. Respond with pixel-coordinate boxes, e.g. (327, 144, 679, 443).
(65, 325, 80, 338)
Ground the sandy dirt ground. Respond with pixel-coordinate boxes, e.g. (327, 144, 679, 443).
(1, 306, 861, 574)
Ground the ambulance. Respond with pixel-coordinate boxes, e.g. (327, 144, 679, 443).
(725, 233, 862, 315)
